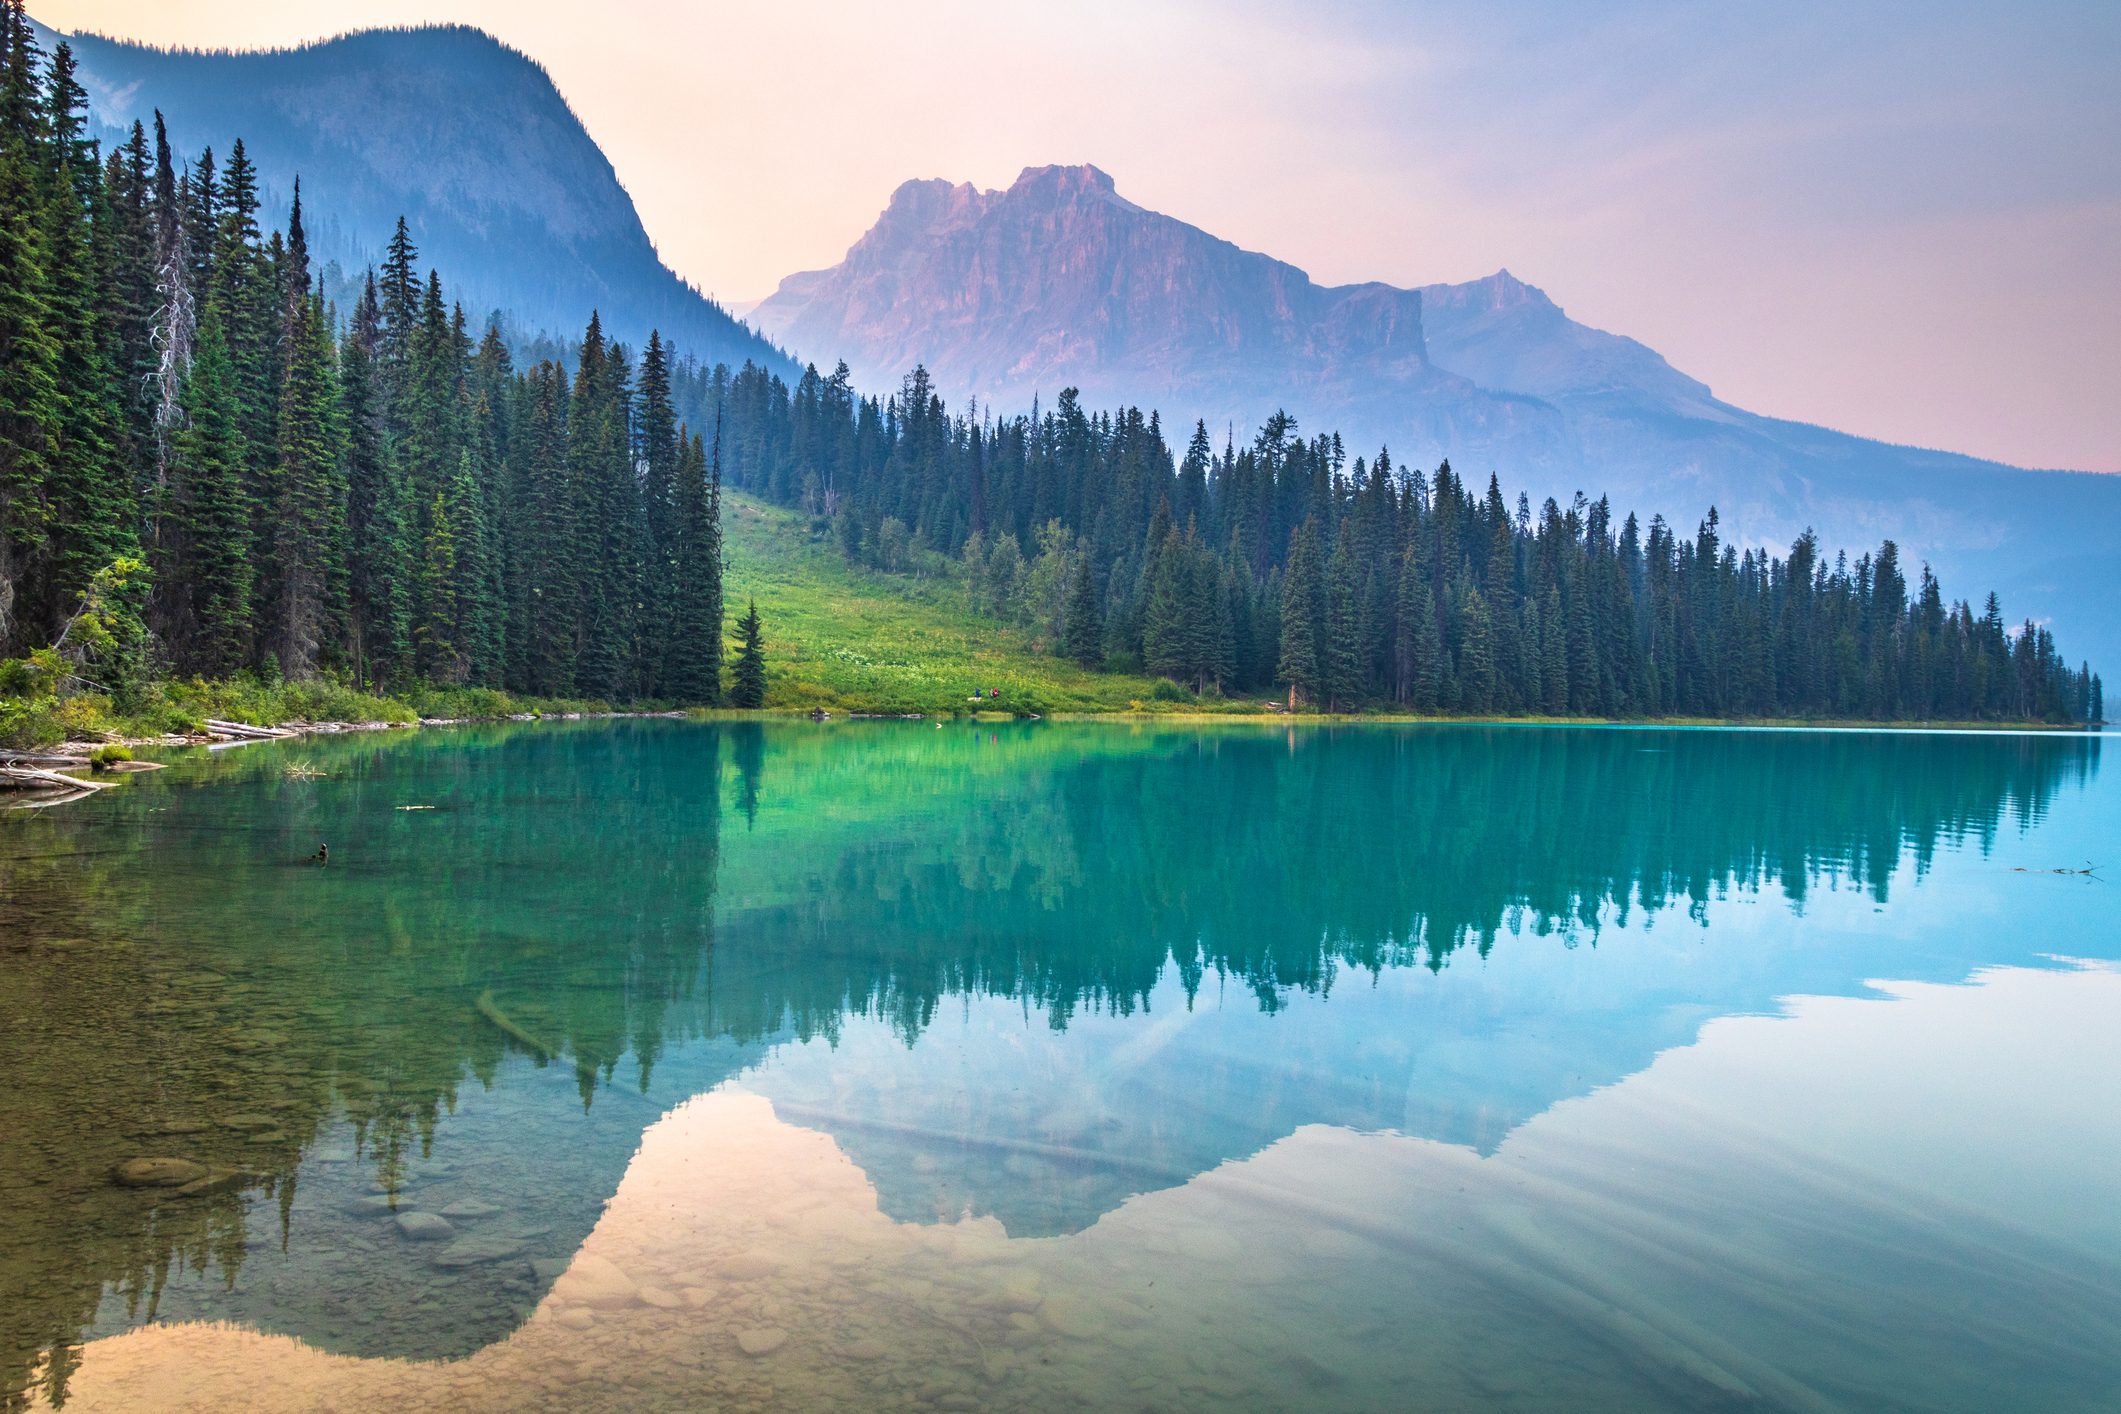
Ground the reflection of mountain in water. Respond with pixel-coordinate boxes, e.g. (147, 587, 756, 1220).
(0, 722, 2101, 1401)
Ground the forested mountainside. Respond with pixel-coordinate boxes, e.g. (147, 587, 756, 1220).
(27, 12, 791, 375)
(753, 165, 2121, 673)
(693, 365, 2099, 722)
(0, 7, 2099, 725)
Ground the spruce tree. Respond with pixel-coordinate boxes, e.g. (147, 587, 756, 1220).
(166, 310, 252, 675)
(268, 288, 347, 677)
(1321, 533, 1361, 709)
(1062, 552, 1102, 667)
(36, 41, 134, 636)
(662, 429, 725, 704)
(0, 0, 60, 654)
(415, 488, 457, 680)
(1276, 521, 1324, 708)
(729, 597, 766, 708)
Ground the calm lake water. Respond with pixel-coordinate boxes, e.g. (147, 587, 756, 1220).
(1, 721, 2115, 1412)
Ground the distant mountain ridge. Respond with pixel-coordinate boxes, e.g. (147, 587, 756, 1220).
(30, 16, 791, 374)
(755, 164, 2121, 669)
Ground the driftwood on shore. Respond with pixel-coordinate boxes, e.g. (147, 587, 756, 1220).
(0, 750, 93, 767)
(0, 764, 110, 793)
(202, 718, 297, 741)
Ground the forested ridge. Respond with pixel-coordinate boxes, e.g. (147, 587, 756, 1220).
(0, 5, 733, 713)
(0, 4, 2101, 725)
(694, 362, 2102, 722)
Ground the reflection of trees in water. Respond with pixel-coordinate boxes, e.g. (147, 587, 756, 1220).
(0, 722, 728, 1408)
(0, 723, 2097, 1404)
(733, 727, 2100, 1031)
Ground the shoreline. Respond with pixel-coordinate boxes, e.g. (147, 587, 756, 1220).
(9, 704, 2098, 762)
(4, 707, 2099, 804)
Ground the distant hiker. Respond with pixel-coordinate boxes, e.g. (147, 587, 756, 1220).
(313, 843, 329, 864)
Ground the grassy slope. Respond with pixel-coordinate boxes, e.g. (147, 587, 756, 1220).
(723, 494, 1187, 715)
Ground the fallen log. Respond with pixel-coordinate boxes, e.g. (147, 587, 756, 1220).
(474, 989, 559, 1062)
(0, 765, 111, 792)
(201, 718, 294, 740)
(0, 751, 92, 767)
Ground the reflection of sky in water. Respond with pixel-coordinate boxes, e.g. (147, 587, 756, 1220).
(56, 960, 2121, 1413)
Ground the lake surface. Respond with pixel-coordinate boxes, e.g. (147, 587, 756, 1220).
(1, 720, 2115, 1412)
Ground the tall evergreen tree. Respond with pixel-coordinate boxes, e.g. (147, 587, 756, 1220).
(1277, 521, 1324, 708)
(663, 429, 725, 704)
(267, 287, 347, 677)
(729, 597, 766, 708)
(164, 309, 251, 675)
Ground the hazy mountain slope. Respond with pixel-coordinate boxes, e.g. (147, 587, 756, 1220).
(33, 17, 790, 372)
(755, 167, 2121, 670)
(759, 164, 1552, 456)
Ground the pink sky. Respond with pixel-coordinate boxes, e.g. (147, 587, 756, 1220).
(32, 0, 2121, 471)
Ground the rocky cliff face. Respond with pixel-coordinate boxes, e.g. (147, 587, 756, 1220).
(755, 165, 2121, 668)
(758, 164, 1471, 430)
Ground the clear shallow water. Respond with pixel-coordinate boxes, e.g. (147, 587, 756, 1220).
(0, 721, 2115, 1412)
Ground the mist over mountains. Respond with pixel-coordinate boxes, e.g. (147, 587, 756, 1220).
(33, 17, 791, 375)
(31, 15, 2118, 668)
(754, 163, 2121, 668)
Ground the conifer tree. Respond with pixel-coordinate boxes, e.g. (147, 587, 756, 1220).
(1062, 553, 1102, 667)
(0, 0, 61, 654)
(165, 310, 252, 675)
(1458, 587, 1497, 712)
(415, 488, 457, 679)
(1321, 533, 1361, 709)
(729, 597, 766, 708)
(1143, 524, 1191, 682)
(1277, 521, 1324, 708)
(36, 41, 133, 635)
(145, 110, 193, 496)
(268, 287, 347, 677)
(662, 429, 725, 704)
(634, 329, 680, 690)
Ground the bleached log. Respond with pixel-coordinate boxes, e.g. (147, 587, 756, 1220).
(201, 718, 294, 740)
(0, 765, 111, 792)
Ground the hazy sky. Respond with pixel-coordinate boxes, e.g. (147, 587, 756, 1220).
(34, 1, 2121, 470)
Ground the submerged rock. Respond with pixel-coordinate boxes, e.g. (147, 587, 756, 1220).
(735, 1327, 788, 1357)
(1040, 1296, 1102, 1339)
(217, 1113, 280, 1131)
(551, 1253, 638, 1309)
(637, 1286, 684, 1310)
(111, 1157, 208, 1188)
(395, 1211, 455, 1242)
(432, 1233, 527, 1268)
(438, 1198, 501, 1219)
(718, 1250, 786, 1281)
(172, 1168, 253, 1199)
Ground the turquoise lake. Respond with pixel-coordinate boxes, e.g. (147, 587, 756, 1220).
(1, 721, 2115, 1411)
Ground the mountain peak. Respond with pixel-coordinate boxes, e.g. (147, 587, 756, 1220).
(754, 161, 1442, 432)
(41, 16, 790, 368)
(1426, 268, 1554, 315)
(1009, 163, 1117, 195)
